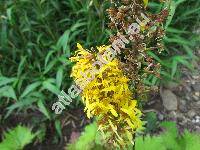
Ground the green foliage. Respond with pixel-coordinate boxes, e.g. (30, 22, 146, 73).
(135, 122, 200, 150)
(0, 0, 110, 144)
(135, 135, 166, 150)
(146, 0, 200, 85)
(144, 112, 158, 133)
(0, 125, 36, 150)
(0, 0, 106, 119)
(67, 122, 104, 150)
(0, 0, 108, 126)
(67, 121, 200, 150)
(0, 0, 199, 148)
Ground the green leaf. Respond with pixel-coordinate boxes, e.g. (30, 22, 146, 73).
(57, 30, 70, 56)
(45, 50, 56, 67)
(0, 77, 16, 87)
(166, 27, 189, 34)
(56, 67, 63, 89)
(43, 59, 57, 74)
(135, 135, 166, 150)
(20, 82, 41, 98)
(1, 18, 7, 48)
(171, 60, 177, 78)
(174, 56, 193, 70)
(5, 97, 38, 118)
(144, 112, 157, 133)
(37, 99, 51, 120)
(183, 130, 200, 150)
(67, 122, 100, 150)
(55, 120, 62, 138)
(0, 86, 17, 100)
(136, 121, 200, 150)
(165, 0, 186, 29)
(147, 51, 164, 65)
(160, 121, 181, 150)
(165, 1, 176, 29)
(42, 81, 60, 95)
(17, 56, 27, 77)
(0, 125, 36, 150)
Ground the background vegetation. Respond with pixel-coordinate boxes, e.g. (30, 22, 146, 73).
(0, 0, 108, 141)
(0, 0, 199, 149)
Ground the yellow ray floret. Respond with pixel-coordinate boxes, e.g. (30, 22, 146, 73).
(70, 43, 143, 146)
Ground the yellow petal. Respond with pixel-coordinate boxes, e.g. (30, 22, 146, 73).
(125, 130, 134, 145)
(126, 118, 135, 129)
(109, 106, 118, 117)
(108, 119, 117, 133)
(77, 43, 83, 50)
(143, 0, 148, 7)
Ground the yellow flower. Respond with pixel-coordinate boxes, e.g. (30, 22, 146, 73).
(70, 44, 143, 147)
(143, 0, 149, 7)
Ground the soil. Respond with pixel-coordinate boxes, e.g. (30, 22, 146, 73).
(0, 108, 91, 150)
(0, 51, 199, 150)
(145, 49, 200, 133)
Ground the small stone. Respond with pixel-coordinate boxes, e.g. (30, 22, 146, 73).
(192, 76, 199, 80)
(160, 89, 178, 111)
(195, 126, 200, 133)
(179, 106, 187, 113)
(168, 111, 177, 119)
(179, 116, 187, 125)
(195, 92, 200, 97)
(194, 101, 200, 109)
(180, 99, 187, 105)
(187, 110, 196, 118)
(186, 95, 191, 101)
(69, 132, 80, 143)
(197, 101, 200, 105)
(195, 116, 200, 120)
(193, 95, 200, 101)
(192, 84, 200, 92)
(179, 99, 187, 112)
(191, 80, 196, 85)
(158, 113, 164, 120)
(185, 86, 192, 93)
(176, 112, 184, 119)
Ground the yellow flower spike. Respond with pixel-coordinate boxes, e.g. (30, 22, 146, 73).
(77, 43, 84, 50)
(116, 138, 126, 147)
(125, 130, 134, 145)
(70, 44, 143, 147)
(108, 105, 118, 117)
(108, 120, 123, 141)
(125, 118, 136, 129)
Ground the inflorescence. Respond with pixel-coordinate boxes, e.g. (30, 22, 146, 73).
(70, 0, 168, 148)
